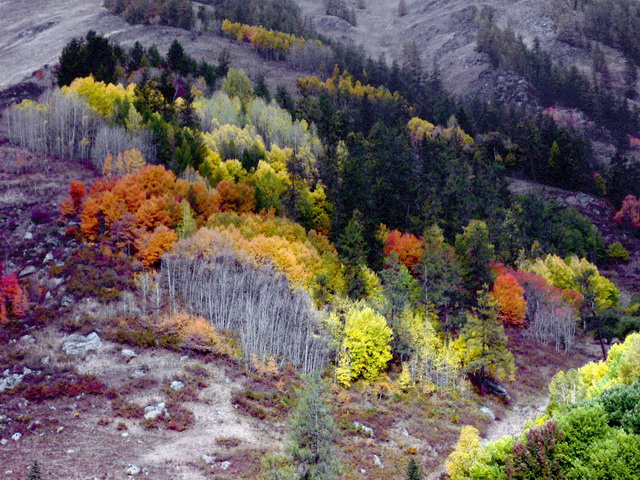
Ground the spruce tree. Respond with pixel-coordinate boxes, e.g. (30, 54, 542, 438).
(406, 458, 423, 480)
(289, 374, 340, 479)
(28, 460, 42, 480)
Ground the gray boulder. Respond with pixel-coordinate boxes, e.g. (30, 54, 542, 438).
(62, 332, 102, 355)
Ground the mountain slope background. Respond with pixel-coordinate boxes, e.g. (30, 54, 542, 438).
(1, 0, 639, 479)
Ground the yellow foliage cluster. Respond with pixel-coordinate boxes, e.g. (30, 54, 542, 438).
(221, 19, 305, 59)
(446, 426, 482, 480)
(102, 148, 146, 178)
(407, 117, 475, 149)
(404, 310, 465, 392)
(548, 332, 640, 412)
(173, 212, 345, 300)
(62, 76, 136, 117)
(297, 68, 401, 103)
(524, 254, 619, 311)
(335, 305, 393, 387)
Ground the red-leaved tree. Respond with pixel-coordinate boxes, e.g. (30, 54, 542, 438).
(384, 229, 424, 272)
(614, 194, 640, 229)
(0, 263, 27, 324)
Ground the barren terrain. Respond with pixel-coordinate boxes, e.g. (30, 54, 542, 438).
(0, 0, 302, 94)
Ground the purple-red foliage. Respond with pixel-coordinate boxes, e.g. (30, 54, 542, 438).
(23, 375, 107, 402)
(505, 418, 567, 480)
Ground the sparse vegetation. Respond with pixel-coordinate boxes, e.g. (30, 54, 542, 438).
(5, 0, 640, 477)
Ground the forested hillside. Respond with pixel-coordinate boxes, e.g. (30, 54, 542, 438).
(1, 0, 640, 479)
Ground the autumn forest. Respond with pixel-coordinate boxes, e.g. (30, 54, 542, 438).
(2, 0, 640, 479)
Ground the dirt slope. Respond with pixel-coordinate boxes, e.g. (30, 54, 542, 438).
(295, 0, 555, 96)
(0, 0, 302, 94)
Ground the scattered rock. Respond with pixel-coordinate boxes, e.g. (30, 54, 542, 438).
(61, 296, 74, 308)
(144, 402, 167, 420)
(121, 349, 137, 358)
(43, 252, 54, 263)
(0, 373, 25, 393)
(373, 454, 383, 468)
(480, 406, 496, 421)
(360, 469, 366, 474)
(41, 356, 50, 365)
(11, 432, 21, 442)
(19, 265, 37, 277)
(180, 355, 189, 362)
(125, 464, 141, 475)
(0, 439, 7, 445)
(219, 461, 231, 470)
(402, 427, 409, 437)
(353, 421, 374, 437)
(202, 455, 214, 464)
(20, 335, 35, 344)
(131, 370, 145, 378)
(24, 231, 33, 240)
(170, 381, 185, 391)
(62, 332, 102, 355)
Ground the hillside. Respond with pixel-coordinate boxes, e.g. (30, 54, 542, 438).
(1, 0, 640, 479)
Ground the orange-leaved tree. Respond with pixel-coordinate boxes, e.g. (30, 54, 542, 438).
(491, 271, 527, 327)
(62, 163, 221, 267)
(0, 263, 27, 324)
(384, 229, 424, 272)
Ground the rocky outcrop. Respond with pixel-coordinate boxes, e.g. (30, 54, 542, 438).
(62, 332, 102, 355)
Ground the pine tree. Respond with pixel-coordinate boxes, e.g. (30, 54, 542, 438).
(289, 374, 341, 479)
(459, 294, 515, 395)
(398, 0, 408, 17)
(406, 458, 423, 480)
(176, 199, 197, 239)
(28, 460, 42, 480)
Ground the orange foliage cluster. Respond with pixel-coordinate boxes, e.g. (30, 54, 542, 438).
(614, 194, 640, 229)
(216, 180, 256, 213)
(158, 312, 238, 357)
(384, 229, 424, 272)
(62, 165, 222, 267)
(0, 263, 27, 324)
(491, 272, 526, 327)
(491, 263, 583, 328)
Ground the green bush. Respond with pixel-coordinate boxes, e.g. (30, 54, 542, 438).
(607, 241, 630, 263)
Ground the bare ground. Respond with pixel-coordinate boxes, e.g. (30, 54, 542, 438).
(0, 0, 304, 96)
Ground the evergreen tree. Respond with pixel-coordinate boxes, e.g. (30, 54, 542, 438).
(338, 211, 369, 298)
(254, 72, 272, 102)
(28, 460, 42, 480)
(459, 294, 515, 395)
(168, 39, 188, 74)
(455, 220, 495, 300)
(289, 374, 341, 480)
(406, 458, 423, 480)
(275, 85, 295, 112)
(398, 0, 408, 17)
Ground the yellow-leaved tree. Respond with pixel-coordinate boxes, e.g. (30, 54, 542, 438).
(336, 305, 393, 387)
(446, 425, 482, 480)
